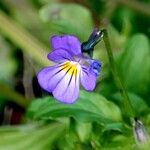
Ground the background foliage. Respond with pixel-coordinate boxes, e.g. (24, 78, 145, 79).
(0, 0, 150, 149)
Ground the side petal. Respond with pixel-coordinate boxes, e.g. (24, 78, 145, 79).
(80, 66, 97, 91)
(47, 48, 73, 63)
(51, 35, 82, 55)
(53, 66, 80, 103)
(90, 60, 101, 76)
(37, 63, 69, 92)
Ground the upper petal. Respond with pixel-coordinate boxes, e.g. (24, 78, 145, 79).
(50, 35, 82, 55)
(47, 48, 73, 63)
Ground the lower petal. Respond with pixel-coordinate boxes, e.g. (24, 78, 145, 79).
(53, 69, 80, 103)
(80, 67, 97, 91)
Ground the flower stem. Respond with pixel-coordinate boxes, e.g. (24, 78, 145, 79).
(102, 29, 135, 119)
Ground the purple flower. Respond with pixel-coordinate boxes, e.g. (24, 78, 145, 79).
(37, 35, 101, 103)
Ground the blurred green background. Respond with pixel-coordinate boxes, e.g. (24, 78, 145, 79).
(0, 0, 150, 149)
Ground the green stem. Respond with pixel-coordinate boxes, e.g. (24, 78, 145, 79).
(102, 29, 135, 118)
(0, 10, 50, 66)
(0, 83, 30, 108)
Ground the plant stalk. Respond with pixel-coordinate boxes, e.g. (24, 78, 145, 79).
(0, 10, 50, 67)
(102, 29, 135, 119)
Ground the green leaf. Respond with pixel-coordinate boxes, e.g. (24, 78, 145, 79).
(117, 34, 150, 95)
(0, 10, 49, 67)
(0, 123, 65, 150)
(113, 92, 149, 116)
(27, 90, 122, 123)
(102, 122, 130, 134)
(75, 121, 92, 142)
(39, 3, 93, 41)
(101, 135, 134, 150)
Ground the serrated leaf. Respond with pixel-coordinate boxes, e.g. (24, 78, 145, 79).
(39, 3, 93, 40)
(27, 90, 122, 123)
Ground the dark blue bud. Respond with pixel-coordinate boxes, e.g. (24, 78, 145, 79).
(81, 28, 104, 58)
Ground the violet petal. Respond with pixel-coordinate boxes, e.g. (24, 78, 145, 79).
(53, 65, 80, 103)
(50, 35, 82, 56)
(47, 48, 73, 63)
(80, 66, 97, 91)
(37, 63, 68, 92)
(90, 60, 101, 76)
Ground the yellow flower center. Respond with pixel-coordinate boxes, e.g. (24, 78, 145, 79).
(60, 61, 80, 76)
